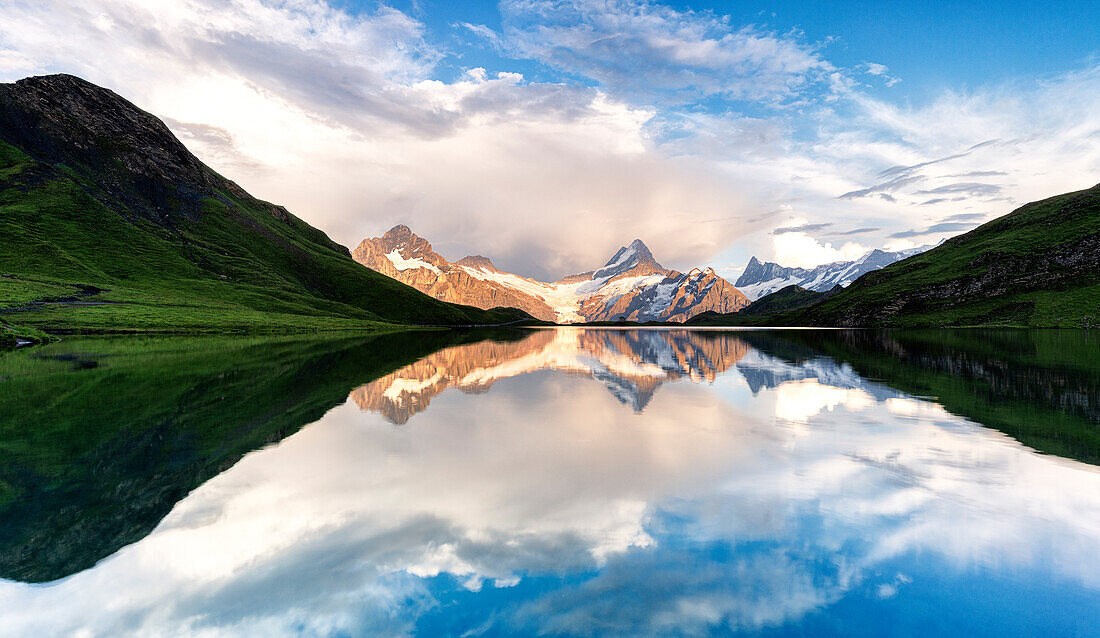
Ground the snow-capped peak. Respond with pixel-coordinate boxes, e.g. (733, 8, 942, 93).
(591, 239, 664, 280)
(355, 227, 748, 323)
(734, 243, 936, 301)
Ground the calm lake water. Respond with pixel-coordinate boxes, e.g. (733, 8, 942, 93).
(0, 328, 1098, 637)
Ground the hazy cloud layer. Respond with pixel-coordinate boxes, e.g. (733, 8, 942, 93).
(1, 0, 1099, 273)
(499, 0, 833, 104)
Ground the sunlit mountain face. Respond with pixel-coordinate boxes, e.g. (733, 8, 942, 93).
(1, 329, 1098, 637)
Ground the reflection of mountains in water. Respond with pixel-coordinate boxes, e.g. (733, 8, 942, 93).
(741, 329, 1100, 465)
(350, 329, 751, 422)
(351, 328, 1100, 466)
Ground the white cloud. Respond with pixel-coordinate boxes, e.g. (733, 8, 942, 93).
(1, 0, 1098, 275)
(499, 0, 833, 104)
(0, 0, 775, 279)
(773, 231, 867, 269)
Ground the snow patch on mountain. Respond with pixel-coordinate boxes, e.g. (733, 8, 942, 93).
(735, 244, 936, 301)
(357, 228, 750, 322)
(385, 250, 441, 274)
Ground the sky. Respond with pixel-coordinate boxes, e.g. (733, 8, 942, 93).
(1, 0, 1099, 279)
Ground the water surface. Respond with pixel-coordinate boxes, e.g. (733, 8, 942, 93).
(0, 328, 1097, 636)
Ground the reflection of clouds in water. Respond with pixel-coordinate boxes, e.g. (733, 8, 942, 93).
(772, 379, 876, 423)
(513, 546, 851, 637)
(0, 332, 1098, 636)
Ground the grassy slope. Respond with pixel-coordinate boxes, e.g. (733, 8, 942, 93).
(692, 185, 1100, 328)
(0, 329, 530, 582)
(0, 133, 527, 336)
(799, 185, 1100, 327)
(739, 329, 1100, 465)
(740, 285, 831, 315)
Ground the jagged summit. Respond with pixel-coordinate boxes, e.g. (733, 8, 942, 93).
(456, 255, 498, 271)
(383, 224, 414, 238)
(734, 244, 935, 301)
(353, 225, 749, 322)
(592, 238, 666, 280)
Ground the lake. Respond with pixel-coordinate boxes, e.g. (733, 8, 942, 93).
(0, 328, 1098, 637)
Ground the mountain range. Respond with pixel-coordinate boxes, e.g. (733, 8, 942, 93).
(693, 184, 1100, 328)
(353, 225, 749, 322)
(0, 73, 1095, 334)
(734, 245, 934, 301)
(0, 74, 529, 340)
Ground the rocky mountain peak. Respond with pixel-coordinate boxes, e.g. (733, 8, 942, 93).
(456, 255, 498, 271)
(593, 238, 666, 279)
(354, 226, 748, 323)
(385, 224, 413, 236)
(377, 224, 435, 257)
(0, 74, 216, 194)
(734, 243, 937, 300)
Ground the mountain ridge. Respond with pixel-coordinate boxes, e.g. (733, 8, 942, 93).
(693, 184, 1100, 328)
(353, 227, 749, 322)
(735, 245, 934, 300)
(0, 74, 532, 334)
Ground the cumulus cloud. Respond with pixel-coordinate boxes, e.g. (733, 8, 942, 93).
(1, 0, 1099, 273)
(773, 231, 867, 268)
(498, 0, 833, 104)
(858, 61, 901, 87)
(0, 0, 775, 278)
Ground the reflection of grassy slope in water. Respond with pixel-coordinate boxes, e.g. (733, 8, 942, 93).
(0, 329, 528, 582)
(743, 330, 1100, 465)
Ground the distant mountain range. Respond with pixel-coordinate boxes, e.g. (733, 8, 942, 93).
(694, 184, 1100, 328)
(353, 226, 749, 322)
(734, 245, 935, 301)
(0, 74, 532, 339)
(0, 73, 1094, 334)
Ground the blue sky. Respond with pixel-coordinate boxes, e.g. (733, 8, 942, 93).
(1, 0, 1098, 278)
(389, 0, 1100, 98)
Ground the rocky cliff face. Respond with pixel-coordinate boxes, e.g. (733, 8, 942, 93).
(0, 74, 268, 226)
(352, 226, 559, 320)
(353, 227, 749, 323)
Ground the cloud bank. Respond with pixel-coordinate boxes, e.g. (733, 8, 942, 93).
(1, 0, 1098, 275)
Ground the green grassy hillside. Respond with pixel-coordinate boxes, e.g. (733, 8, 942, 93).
(802, 184, 1100, 327)
(696, 185, 1099, 328)
(687, 284, 836, 326)
(0, 75, 529, 336)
